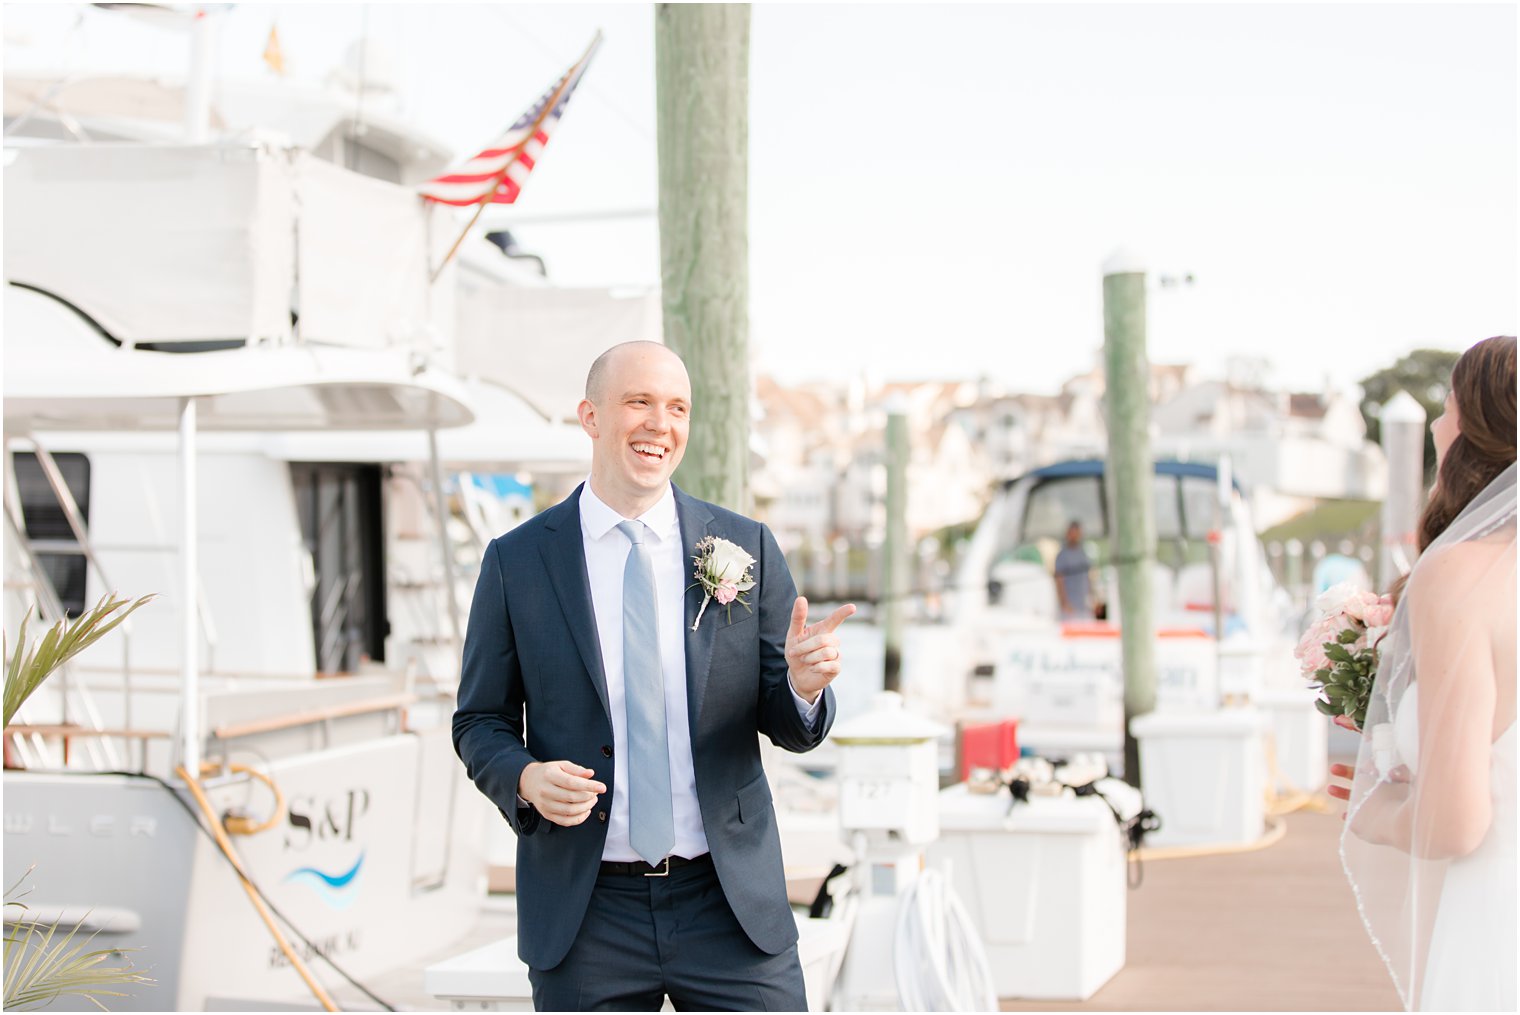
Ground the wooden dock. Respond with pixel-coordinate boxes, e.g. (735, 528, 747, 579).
(342, 788, 1402, 1011)
(1001, 802, 1401, 1012)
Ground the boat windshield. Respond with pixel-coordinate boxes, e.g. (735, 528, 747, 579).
(992, 471, 1227, 579)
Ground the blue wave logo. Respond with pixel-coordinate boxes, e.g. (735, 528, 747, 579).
(283, 852, 364, 910)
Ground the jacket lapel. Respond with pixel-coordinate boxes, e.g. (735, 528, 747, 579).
(675, 486, 717, 729)
(538, 485, 611, 722)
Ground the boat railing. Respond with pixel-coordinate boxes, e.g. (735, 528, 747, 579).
(451, 470, 498, 559)
(3, 432, 214, 762)
(385, 464, 478, 686)
(7, 689, 421, 774)
(208, 691, 417, 747)
(3, 723, 168, 773)
(2, 498, 124, 771)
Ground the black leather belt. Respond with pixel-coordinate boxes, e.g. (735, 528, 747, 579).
(598, 853, 712, 878)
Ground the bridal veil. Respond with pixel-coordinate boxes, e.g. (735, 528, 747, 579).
(1340, 461, 1517, 1010)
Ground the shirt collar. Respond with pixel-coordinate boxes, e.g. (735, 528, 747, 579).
(579, 479, 678, 543)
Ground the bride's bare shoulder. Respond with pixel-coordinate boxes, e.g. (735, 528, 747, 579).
(1407, 535, 1516, 608)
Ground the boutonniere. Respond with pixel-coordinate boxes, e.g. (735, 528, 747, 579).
(689, 536, 756, 631)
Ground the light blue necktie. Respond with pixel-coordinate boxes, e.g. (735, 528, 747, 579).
(617, 520, 674, 866)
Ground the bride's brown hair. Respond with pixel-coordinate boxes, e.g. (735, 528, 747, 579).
(1389, 337, 1515, 605)
(1417, 335, 1517, 554)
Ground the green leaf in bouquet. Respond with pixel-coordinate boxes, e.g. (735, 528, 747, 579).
(1325, 643, 1355, 665)
(1314, 698, 1340, 717)
(1337, 628, 1361, 645)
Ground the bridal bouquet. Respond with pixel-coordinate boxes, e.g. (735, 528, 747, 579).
(1293, 583, 1395, 730)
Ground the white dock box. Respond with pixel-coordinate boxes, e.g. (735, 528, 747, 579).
(927, 786, 1126, 1000)
(1130, 708, 1267, 847)
(1258, 688, 1329, 794)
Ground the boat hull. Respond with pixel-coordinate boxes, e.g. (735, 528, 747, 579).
(3, 727, 490, 1011)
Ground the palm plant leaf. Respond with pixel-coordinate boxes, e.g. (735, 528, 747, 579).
(4, 916, 152, 1010)
(4, 872, 153, 1011)
(3, 593, 156, 727)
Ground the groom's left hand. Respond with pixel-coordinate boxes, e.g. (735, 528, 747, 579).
(785, 596, 856, 704)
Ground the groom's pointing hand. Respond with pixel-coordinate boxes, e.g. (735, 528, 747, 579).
(785, 595, 856, 703)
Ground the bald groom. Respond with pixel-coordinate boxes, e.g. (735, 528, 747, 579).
(453, 341, 854, 1010)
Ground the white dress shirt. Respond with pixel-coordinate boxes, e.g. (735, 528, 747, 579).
(578, 480, 819, 862)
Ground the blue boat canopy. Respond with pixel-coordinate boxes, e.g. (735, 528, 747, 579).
(1009, 458, 1245, 492)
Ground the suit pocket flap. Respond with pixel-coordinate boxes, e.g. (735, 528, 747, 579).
(715, 609, 758, 633)
(736, 772, 773, 823)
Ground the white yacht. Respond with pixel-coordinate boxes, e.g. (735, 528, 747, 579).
(2, 37, 656, 1011)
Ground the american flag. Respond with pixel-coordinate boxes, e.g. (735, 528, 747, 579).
(419, 33, 602, 207)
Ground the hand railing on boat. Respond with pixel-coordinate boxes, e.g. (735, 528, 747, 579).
(2, 722, 168, 772)
(208, 691, 417, 744)
(5, 692, 418, 773)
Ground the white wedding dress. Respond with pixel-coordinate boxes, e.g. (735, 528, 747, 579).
(1395, 705, 1517, 1011)
(1343, 462, 1517, 1012)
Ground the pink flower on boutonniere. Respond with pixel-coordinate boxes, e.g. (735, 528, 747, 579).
(689, 536, 756, 630)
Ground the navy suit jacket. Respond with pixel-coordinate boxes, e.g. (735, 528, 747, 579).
(453, 483, 834, 970)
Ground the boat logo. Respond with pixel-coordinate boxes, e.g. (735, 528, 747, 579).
(283, 852, 365, 911)
(285, 789, 370, 850)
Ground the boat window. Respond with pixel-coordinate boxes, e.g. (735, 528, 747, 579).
(1154, 476, 1183, 540)
(1014, 475, 1106, 558)
(12, 452, 91, 617)
(1180, 475, 1225, 542)
(1152, 475, 1188, 570)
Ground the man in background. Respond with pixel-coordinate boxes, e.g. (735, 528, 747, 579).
(1054, 520, 1093, 620)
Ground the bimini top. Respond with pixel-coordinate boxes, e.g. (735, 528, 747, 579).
(263, 377, 590, 473)
(1010, 458, 1244, 491)
(3, 282, 474, 433)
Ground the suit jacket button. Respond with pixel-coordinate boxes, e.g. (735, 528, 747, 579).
(597, 810, 607, 822)
(601, 745, 612, 758)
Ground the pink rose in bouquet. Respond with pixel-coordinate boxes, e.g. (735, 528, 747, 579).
(1294, 582, 1394, 729)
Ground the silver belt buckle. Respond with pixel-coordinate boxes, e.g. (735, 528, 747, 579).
(644, 856, 671, 878)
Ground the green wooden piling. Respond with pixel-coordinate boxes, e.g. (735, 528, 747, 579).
(655, 3, 752, 512)
(883, 399, 909, 693)
(1103, 250, 1157, 787)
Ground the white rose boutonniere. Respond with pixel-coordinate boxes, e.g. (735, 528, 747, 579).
(689, 536, 756, 631)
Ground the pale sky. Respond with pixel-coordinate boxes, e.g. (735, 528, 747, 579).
(4, 2, 1516, 396)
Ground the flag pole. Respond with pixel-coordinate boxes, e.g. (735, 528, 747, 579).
(429, 190, 496, 285)
(428, 32, 602, 285)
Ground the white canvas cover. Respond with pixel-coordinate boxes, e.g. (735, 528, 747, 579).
(454, 279, 663, 422)
(294, 154, 437, 355)
(2, 143, 295, 345)
(2, 143, 449, 357)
